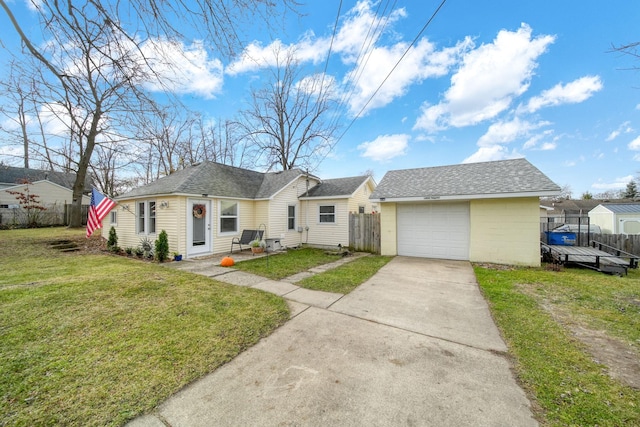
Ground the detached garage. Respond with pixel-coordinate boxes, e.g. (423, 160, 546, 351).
(371, 159, 560, 266)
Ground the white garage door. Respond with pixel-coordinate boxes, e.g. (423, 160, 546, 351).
(397, 202, 470, 260)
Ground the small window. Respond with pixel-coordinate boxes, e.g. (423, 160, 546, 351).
(319, 205, 335, 223)
(137, 200, 156, 235)
(110, 210, 117, 225)
(358, 205, 365, 214)
(0, 204, 8, 208)
(220, 200, 238, 233)
(138, 202, 145, 233)
(149, 201, 156, 234)
(288, 205, 296, 230)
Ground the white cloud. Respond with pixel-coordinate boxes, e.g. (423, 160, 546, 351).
(464, 118, 551, 163)
(539, 141, 557, 150)
(477, 117, 549, 147)
(226, 1, 468, 117)
(606, 121, 633, 141)
(357, 134, 409, 162)
(592, 175, 634, 190)
(344, 37, 470, 117)
(523, 130, 555, 150)
(628, 136, 640, 150)
(462, 146, 522, 164)
(414, 23, 555, 132)
(141, 39, 224, 99)
(521, 76, 602, 113)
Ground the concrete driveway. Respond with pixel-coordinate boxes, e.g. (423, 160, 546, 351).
(129, 257, 537, 427)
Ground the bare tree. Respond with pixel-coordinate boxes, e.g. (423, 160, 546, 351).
(611, 42, 640, 66)
(0, 0, 299, 227)
(238, 47, 339, 171)
(195, 116, 250, 167)
(0, 63, 39, 168)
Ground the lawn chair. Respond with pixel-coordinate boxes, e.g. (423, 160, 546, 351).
(230, 229, 264, 253)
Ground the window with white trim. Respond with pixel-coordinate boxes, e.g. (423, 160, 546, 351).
(358, 205, 365, 214)
(219, 200, 238, 233)
(287, 205, 296, 230)
(110, 210, 117, 225)
(137, 200, 156, 234)
(319, 205, 335, 223)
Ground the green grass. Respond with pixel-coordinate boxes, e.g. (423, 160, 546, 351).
(297, 255, 393, 294)
(474, 265, 640, 426)
(231, 246, 344, 280)
(0, 228, 289, 426)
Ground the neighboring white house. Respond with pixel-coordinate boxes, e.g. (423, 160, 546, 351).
(589, 203, 640, 234)
(370, 158, 560, 267)
(0, 166, 91, 225)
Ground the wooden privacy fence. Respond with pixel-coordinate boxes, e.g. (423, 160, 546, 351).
(349, 213, 380, 254)
(589, 233, 640, 257)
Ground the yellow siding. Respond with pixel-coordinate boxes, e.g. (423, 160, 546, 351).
(346, 180, 376, 214)
(469, 197, 541, 266)
(212, 199, 255, 254)
(103, 198, 137, 249)
(303, 199, 349, 247)
(103, 196, 185, 254)
(268, 177, 309, 248)
(379, 203, 397, 256)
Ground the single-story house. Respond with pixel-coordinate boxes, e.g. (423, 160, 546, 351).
(589, 203, 640, 234)
(0, 166, 91, 225)
(104, 161, 376, 258)
(370, 158, 560, 266)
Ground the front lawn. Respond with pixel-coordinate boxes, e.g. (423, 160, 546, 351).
(231, 246, 344, 280)
(297, 255, 393, 294)
(0, 228, 289, 426)
(475, 265, 640, 426)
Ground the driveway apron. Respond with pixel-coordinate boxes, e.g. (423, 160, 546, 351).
(129, 257, 537, 427)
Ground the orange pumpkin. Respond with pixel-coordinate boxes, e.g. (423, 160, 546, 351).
(220, 256, 235, 267)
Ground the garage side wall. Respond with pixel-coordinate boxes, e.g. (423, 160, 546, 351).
(379, 202, 397, 256)
(469, 197, 541, 266)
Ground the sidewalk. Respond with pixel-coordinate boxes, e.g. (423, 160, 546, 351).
(165, 250, 370, 310)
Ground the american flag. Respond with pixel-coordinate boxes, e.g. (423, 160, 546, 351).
(86, 188, 116, 238)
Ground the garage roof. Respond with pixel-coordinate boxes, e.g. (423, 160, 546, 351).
(370, 158, 560, 201)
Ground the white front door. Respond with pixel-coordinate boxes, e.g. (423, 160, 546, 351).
(187, 199, 212, 257)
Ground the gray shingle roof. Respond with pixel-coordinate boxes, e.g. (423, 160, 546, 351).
(370, 158, 560, 200)
(0, 165, 91, 191)
(301, 176, 370, 198)
(118, 162, 304, 200)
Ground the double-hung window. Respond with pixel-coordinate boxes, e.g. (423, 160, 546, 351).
(319, 205, 335, 223)
(220, 200, 238, 233)
(137, 200, 156, 234)
(287, 205, 296, 230)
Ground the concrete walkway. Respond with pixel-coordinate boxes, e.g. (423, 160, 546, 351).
(127, 256, 537, 427)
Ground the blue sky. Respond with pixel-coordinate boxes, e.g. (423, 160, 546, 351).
(2, 0, 640, 197)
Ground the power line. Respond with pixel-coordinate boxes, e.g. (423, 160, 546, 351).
(336, 0, 449, 144)
(329, 0, 396, 130)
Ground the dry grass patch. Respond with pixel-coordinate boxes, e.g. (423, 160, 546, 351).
(475, 264, 640, 426)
